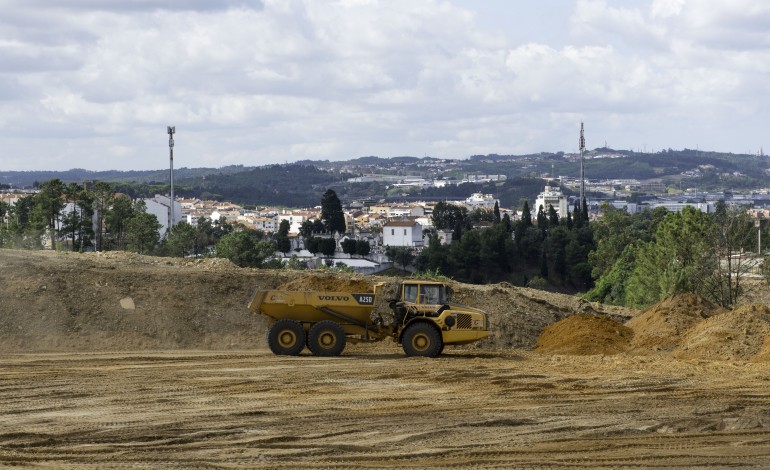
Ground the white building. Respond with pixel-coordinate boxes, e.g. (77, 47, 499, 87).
(465, 193, 499, 210)
(534, 186, 569, 218)
(278, 213, 306, 234)
(144, 195, 182, 238)
(383, 220, 423, 247)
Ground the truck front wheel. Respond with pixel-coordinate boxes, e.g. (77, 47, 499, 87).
(402, 323, 443, 357)
(267, 319, 306, 356)
(307, 320, 346, 356)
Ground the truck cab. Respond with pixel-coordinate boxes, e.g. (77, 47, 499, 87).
(400, 281, 447, 312)
(391, 280, 489, 356)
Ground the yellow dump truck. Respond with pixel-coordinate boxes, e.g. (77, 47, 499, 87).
(248, 280, 489, 357)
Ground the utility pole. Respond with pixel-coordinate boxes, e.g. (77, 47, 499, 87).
(167, 126, 175, 231)
(579, 122, 586, 209)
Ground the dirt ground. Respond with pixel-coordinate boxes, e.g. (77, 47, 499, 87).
(2, 249, 770, 468)
(2, 351, 770, 468)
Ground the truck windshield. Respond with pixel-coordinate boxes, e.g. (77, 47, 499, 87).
(420, 285, 444, 304)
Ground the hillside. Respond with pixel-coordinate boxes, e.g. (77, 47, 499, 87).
(4, 147, 770, 207)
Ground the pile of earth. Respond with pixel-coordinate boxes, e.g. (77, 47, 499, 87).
(536, 294, 770, 362)
(627, 294, 725, 353)
(0, 249, 633, 353)
(535, 314, 633, 355)
(673, 304, 770, 361)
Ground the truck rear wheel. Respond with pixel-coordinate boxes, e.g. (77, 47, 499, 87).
(307, 320, 346, 357)
(402, 323, 443, 357)
(267, 319, 306, 356)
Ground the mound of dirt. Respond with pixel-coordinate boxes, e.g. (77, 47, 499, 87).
(534, 314, 633, 356)
(0, 249, 292, 352)
(673, 305, 770, 361)
(627, 294, 724, 353)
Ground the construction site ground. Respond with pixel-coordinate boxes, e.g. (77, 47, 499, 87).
(2, 249, 770, 468)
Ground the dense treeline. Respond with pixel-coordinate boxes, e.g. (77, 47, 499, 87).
(586, 202, 768, 308)
(0, 179, 286, 269)
(5, 179, 769, 306)
(409, 200, 594, 289)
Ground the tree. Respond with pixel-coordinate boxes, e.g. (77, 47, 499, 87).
(502, 213, 512, 233)
(299, 220, 315, 238)
(625, 207, 712, 307)
(700, 202, 757, 308)
(124, 202, 161, 254)
(320, 189, 346, 235)
(520, 200, 532, 228)
(306, 236, 320, 255)
(547, 204, 559, 227)
(589, 205, 667, 281)
(215, 230, 276, 268)
(536, 204, 548, 232)
(415, 235, 450, 275)
(493, 201, 501, 224)
(341, 238, 357, 258)
(32, 178, 65, 247)
(4, 196, 42, 249)
(355, 239, 371, 258)
(539, 248, 549, 278)
(165, 221, 198, 257)
(105, 195, 135, 250)
(91, 182, 114, 251)
(386, 246, 415, 271)
(318, 237, 337, 257)
(432, 201, 468, 230)
(572, 201, 584, 229)
(585, 244, 637, 304)
(275, 219, 291, 255)
(451, 229, 483, 282)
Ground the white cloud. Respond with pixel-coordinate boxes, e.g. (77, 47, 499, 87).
(1, 0, 770, 170)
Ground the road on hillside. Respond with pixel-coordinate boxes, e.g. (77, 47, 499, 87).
(1, 349, 770, 468)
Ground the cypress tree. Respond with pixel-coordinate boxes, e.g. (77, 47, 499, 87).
(320, 189, 346, 235)
(521, 201, 532, 227)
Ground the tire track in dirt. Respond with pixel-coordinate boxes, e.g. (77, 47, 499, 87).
(1, 351, 770, 468)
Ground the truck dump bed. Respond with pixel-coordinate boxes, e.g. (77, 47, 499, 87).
(249, 290, 377, 325)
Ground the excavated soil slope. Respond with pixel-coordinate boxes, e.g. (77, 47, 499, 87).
(627, 294, 725, 353)
(674, 304, 770, 361)
(0, 249, 629, 352)
(537, 294, 770, 362)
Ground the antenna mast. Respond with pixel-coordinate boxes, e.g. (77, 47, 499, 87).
(167, 126, 175, 231)
(579, 122, 586, 208)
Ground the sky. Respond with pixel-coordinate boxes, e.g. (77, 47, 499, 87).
(2, 0, 770, 171)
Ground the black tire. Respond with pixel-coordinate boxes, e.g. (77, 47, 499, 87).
(267, 319, 306, 356)
(307, 320, 346, 357)
(402, 322, 443, 357)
